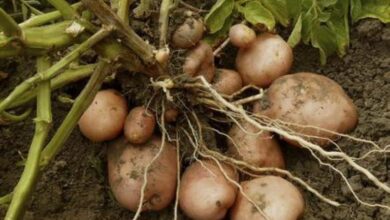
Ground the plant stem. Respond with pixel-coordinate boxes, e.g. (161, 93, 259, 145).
(0, 26, 112, 113)
(5, 56, 52, 220)
(81, 0, 156, 65)
(0, 193, 13, 205)
(159, 0, 174, 47)
(19, 2, 83, 28)
(47, 0, 78, 20)
(0, 108, 32, 124)
(0, 7, 21, 37)
(40, 60, 112, 166)
(117, 0, 131, 24)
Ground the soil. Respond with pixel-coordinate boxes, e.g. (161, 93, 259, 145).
(0, 6, 390, 220)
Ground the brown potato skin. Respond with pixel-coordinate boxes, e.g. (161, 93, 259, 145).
(212, 69, 243, 95)
(164, 107, 179, 123)
(172, 18, 204, 49)
(236, 33, 293, 87)
(227, 122, 285, 169)
(229, 24, 256, 48)
(107, 136, 177, 212)
(254, 72, 358, 147)
(183, 42, 215, 82)
(230, 176, 305, 220)
(78, 89, 128, 142)
(179, 160, 238, 220)
(124, 106, 156, 144)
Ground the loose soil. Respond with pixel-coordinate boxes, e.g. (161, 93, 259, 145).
(0, 12, 389, 220)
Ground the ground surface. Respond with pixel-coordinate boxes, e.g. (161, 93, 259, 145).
(0, 10, 389, 220)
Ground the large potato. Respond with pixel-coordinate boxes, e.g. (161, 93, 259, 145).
(179, 160, 238, 220)
(236, 33, 293, 87)
(107, 136, 177, 212)
(230, 176, 305, 220)
(254, 72, 358, 147)
(227, 122, 285, 169)
(78, 89, 128, 142)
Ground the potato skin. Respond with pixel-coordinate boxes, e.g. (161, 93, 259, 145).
(229, 24, 256, 48)
(124, 106, 156, 144)
(212, 69, 243, 95)
(107, 136, 177, 212)
(172, 18, 204, 49)
(179, 160, 238, 220)
(183, 42, 215, 82)
(227, 122, 285, 169)
(78, 89, 128, 142)
(230, 176, 305, 220)
(255, 72, 358, 147)
(236, 33, 293, 87)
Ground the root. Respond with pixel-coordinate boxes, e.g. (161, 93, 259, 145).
(173, 131, 181, 220)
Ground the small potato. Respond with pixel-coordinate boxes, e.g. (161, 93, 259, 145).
(236, 33, 293, 87)
(172, 18, 204, 49)
(78, 89, 128, 142)
(212, 69, 243, 95)
(179, 160, 238, 220)
(254, 72, 358, 147)
(164, 107, 179, 123)
(231, 176, 305, 220)
(124, 106, 156, 144)
(108, 136, 177, 212)
(229, 24, 256, 48)
(227, 122, 285, 169)
(183, 42, 215, 82)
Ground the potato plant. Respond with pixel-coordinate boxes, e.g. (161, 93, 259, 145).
(0, 0, 389, 220)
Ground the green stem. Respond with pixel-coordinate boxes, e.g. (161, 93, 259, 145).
(47, 0, 78, 20)
(5, 56, 52, 220)
(159, 0, 173, 47)
(0, 7, 21, 37)
(40, 60, 112, 167)
(117, 0, 131, 23)
(0, 26, 112, 112)
(0, 108, 32, 124)
(8, 65, 96, 109)
(19, 2, 83, 28)
(0, 193, 13, 205)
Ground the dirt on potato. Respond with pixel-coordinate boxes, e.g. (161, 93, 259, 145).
(0, 13, 389, 220)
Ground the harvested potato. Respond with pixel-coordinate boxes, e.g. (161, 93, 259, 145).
(231, 176, 305, 220)
(78, 89, 128, 142)
(124, 106, 156, 144)
(164, 107, 179, 123)
(229, 24, 256, 48)
(107, 136, 177, 212)
(172, 18, 204, 49)
(236, 33, 293, 87)
(254, 72, 358, 147)
(179, 160, 238, 220)
(212, 69, 243, 95)
(183, 42, 215, 82)
(227, 122, 285, 169)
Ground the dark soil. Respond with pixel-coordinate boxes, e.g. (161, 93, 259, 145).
(0, 11, 389, 220)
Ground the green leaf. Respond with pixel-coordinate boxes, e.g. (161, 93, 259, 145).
(351, 0, 390, 23)
(310, 24, 338, 65)
(301, 6, 317, 44)
(327, 0, 350, 56)
(287, 14, 302, 48)
(205, 0, 235, 34)
(204, 15, 233, 46)
(237, 0, 275, 30)
(261, 0, 290, 26)
(286, 0, 302, 23)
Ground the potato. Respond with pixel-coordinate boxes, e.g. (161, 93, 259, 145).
(172, 18, 204, 49)
(230, 176, 305, 220)
(229, 24, 256, 48)
(78, 89, 128, 142)
(212, 69, 243, 95)
(124, 106, 156, 144)
(164, 107, 179, 123)
(183, 42, 215, 82)
(179, 160, 238, 220)
(236, 33, 293, 87)
(227, 122, 285, 169)
(254, 72, 358, 147)
(107, 136, 177, 212)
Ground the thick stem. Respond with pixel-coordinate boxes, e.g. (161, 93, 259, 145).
(0, 7, 21, 37)
(39, 60, 112, 166)
(5, 56, 52, 220)
(159, 0, 173, 47)
(0, 26, 112, 112)
(47, 0, 78, 20)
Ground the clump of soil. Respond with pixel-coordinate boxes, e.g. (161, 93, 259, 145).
(0, 17, 389, 220)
